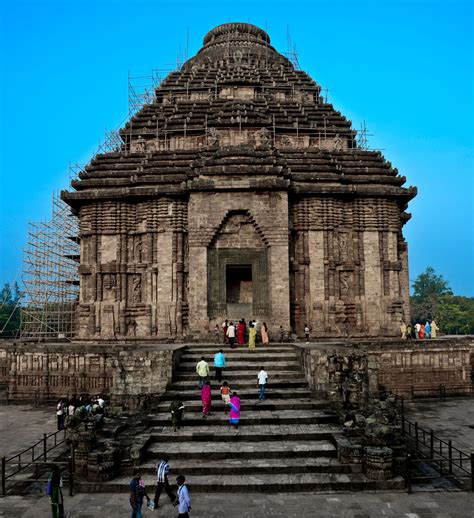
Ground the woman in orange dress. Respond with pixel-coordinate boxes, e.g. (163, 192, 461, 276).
(261, 322, 269, 345)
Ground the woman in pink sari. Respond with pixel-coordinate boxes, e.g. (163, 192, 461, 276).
(228, 392, 241, 429)
(201, 381, 212, 418)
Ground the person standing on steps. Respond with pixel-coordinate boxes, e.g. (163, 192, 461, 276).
(222, 318, 229, 344)
(226, 321, 236, 349)
(261, 322, 269, 345)
(196, 356, 210, 388)
(48, 465, 64, 518)
(214, 324, 220, 343)
(228, 391, 241, 429)
(304, 323, 310, 343)
(248, 323, 257, 348)
(201, 380, 212, 418)
(169, 397, 185, 432)
(174, 475, 191, 518)
(257, 366, 268, 401)
(154, 456, 176, 508)
(220, 381, 232, 414)
(213, 349, 226, 382)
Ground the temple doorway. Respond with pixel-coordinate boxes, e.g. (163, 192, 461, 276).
(226, 265, 252, 317)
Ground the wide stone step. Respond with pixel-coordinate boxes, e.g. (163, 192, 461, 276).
(178, 361, 302, 372)
(138, 457, 352, 476)
(76, 473, 405, 493)
(183, 343, 296, 351)
(163, 387, 312, 399)
(147, 439, 337, 460)
(181, 352, 299, 361)
(149, 423, 338, 442)
(150, 410, 335, 427)
(172, 371, 306, 383)
(156, 397, 322, 411)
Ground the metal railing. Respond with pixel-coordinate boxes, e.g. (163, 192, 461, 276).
(1, 429, 66, 496)
(389, 393, 474, 491)
(408, 384, 474, 400)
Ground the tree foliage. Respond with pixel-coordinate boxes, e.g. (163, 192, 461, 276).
(410, 267, 474, 334)
(0, 282, 22, 337)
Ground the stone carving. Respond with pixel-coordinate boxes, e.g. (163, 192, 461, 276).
(135, 137, 146, 152)
(257, 128, 272, 147)
(134, 237, 142, 263)
(132, 275, 141, 303)
(207, 127, 219, 146)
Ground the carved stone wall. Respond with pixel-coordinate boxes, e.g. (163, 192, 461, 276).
(291, 197, 408, 337)
(296, 338, 473, 400)
(77, 198, 188, 340)
(0, 342, 183, 403)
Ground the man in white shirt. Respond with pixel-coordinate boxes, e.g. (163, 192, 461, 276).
(195, 357, 210, 388)
(414, 322, 421, 339)
(174, 474, 191, 517)
(226, 321, 236, 349)
(257, 366, 268, 401)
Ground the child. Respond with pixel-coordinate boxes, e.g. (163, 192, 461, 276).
(220, 381, 232, 414)
(214, 324, 220, 344)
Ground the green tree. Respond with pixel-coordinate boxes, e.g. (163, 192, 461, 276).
(411, 266, 452, 322)
(0, 282, 22, 337)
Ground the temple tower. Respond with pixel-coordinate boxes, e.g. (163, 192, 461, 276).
(62, 23, 416, 340)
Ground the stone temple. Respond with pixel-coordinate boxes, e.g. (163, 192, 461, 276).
(62, 22, 416, 341)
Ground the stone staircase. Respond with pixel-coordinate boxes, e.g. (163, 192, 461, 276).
(96, 343, 404, 493)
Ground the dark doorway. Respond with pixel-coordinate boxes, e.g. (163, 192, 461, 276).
(226, 265, 252, 316)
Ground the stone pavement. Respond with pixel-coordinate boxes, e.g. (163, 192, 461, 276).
(405, 398, 474, 452)
(1, 490, 474, 517)
(0, 404, 56, 459)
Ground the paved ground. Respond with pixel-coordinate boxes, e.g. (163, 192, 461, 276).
(0, 404, 56, 459)
(1, 491, 474, 517)
(405, 397, 474, 452)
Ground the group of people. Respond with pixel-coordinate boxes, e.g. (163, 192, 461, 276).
(129, 457, 191, 517)
(400, 320, 439, 340)
(55, 394, 105, 430)
(220, 318, 270, 348)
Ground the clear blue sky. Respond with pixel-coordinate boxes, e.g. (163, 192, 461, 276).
(1, 0, 473, 295)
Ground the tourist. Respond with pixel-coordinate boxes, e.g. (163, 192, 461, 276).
(406, 324, 413, 340)
(213, 349, 226, 382)
(222, 318, 229, 344)
(257, 366, 268, 401)
(228, 392, 241, 429)
(56, 399, 65, 431)
(67, 399, 75, 417)
(425, 320, 431, 339)
(169, 398, 185, 432)
(174, 475, 191, 517)
(220, 381, 232, 414)
(430, 320, 439, 338)
(304, 323, 310, 343)
(129, 471, 150, 518)
(201, 380, 212, 418)
(261, 322, 269, 345)
(400, 320, 407, 339)
(279, 325, 285, 343)
(226, 321, 236, 348)
(414, 322, 421, 339)
(195, 356, 210, 388)
(237, 319, 246, 345)
(214, 324, 220, 344)
(248, 323, 257, 348)
(419, 323, 426, 339)
(48, 465, 64, 518)
(154, 455, 176, 508)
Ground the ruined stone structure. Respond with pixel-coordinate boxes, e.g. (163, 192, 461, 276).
(62, 23, 416, 341)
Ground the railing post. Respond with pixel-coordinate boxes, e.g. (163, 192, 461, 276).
(1, 457, 5, 497)
(415, 422, 419, 449)
(448, 441, 453, 475)
(43, 433, 47, 462)
(430, 430, 434, 460)
(406, 453, 412, 494)
(471, 452, 474, 491)
(68, 455, 74, 497)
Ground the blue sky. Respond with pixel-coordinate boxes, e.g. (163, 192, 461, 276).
(0, 0, 473, 295)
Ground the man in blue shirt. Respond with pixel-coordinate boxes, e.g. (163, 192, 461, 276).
(129, 471, 149, 518)
(174, 475, 191, 517)
(213, 349, 226, 382)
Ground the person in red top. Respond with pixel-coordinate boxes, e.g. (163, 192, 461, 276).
(419, 323, 426, 339)
(220, 381, 232, 414)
